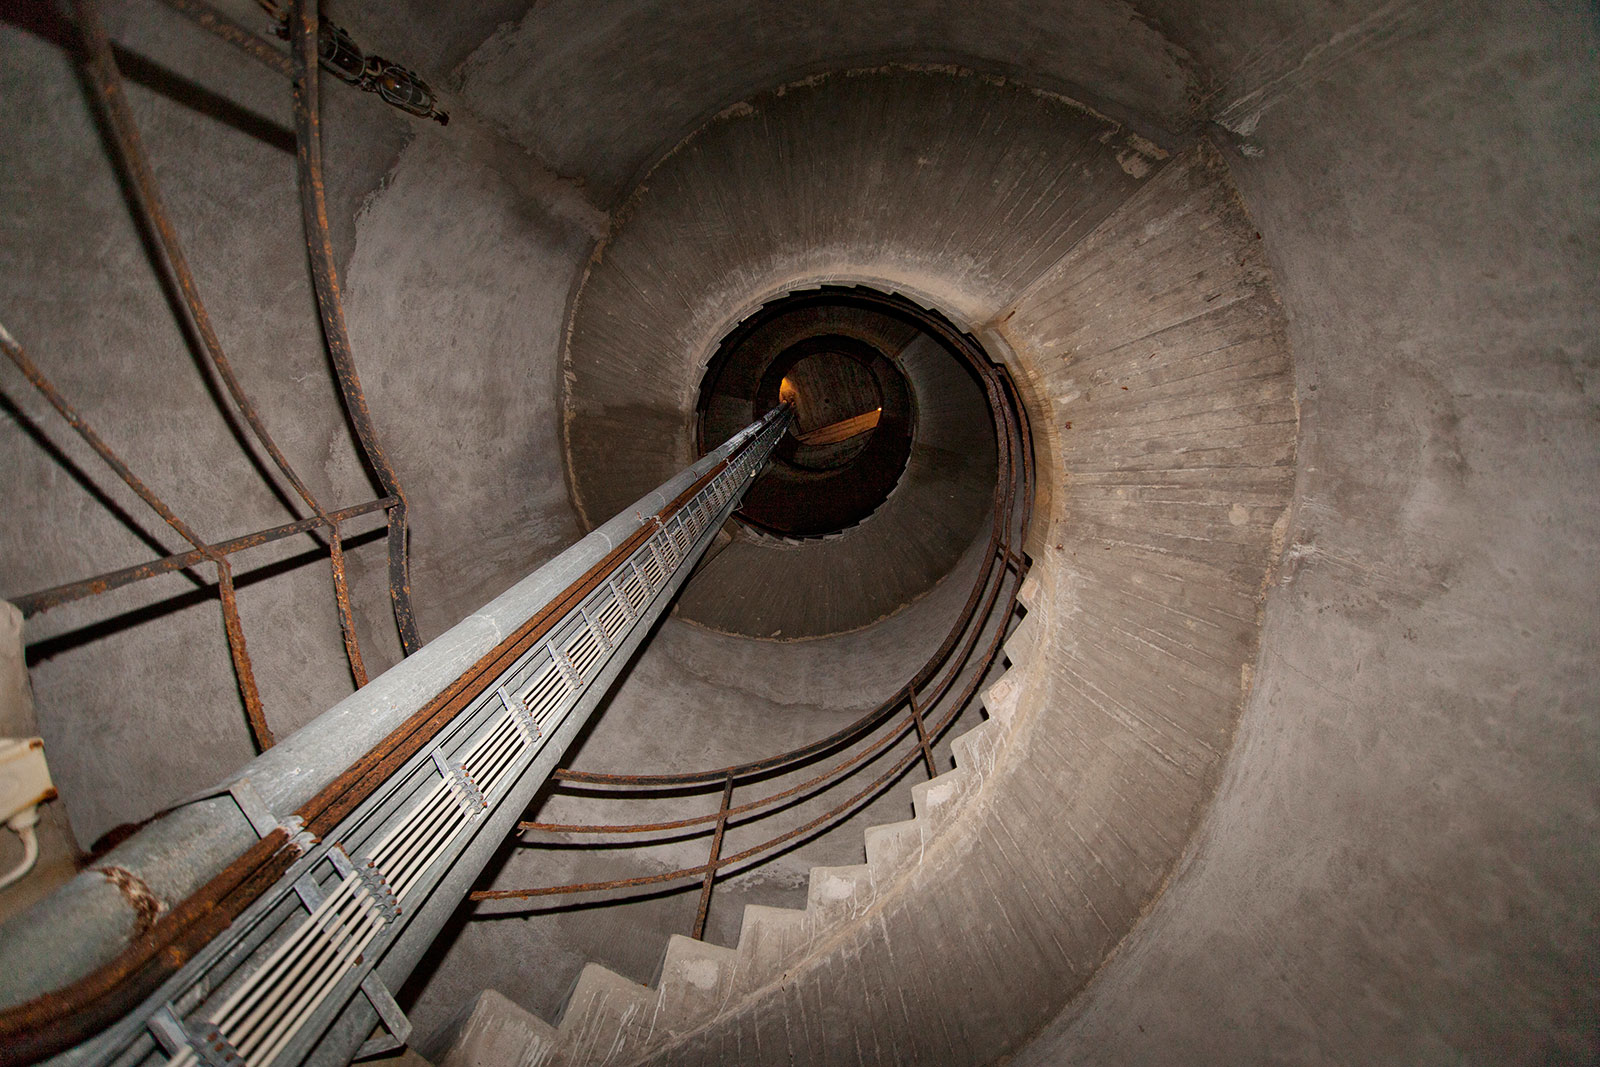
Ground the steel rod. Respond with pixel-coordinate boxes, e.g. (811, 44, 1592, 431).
(72, 0, 372, 688)
(289, 0, 420, 656)
(9, 497, 395, 617)
(216, 560, 274, 748)
(908, 685, 938, 778)
(1, 320, 274, 750)
(154, 0, 294, 76)
(691, 775, 735, 940)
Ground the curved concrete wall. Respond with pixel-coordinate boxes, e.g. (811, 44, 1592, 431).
(526, 90, 1295, 1063)
(1, 0, 1594, 1063)
(440, 0, 1594, 1062)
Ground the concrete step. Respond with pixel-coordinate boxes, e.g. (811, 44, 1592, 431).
(653, 934, 737, 1028)
(551, 964, 660, 1067)
(443, 990, 560, 1067)
(440, 552, 1044, 1067)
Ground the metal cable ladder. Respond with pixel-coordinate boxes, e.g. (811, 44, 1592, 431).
(67, 409, 792, 1067)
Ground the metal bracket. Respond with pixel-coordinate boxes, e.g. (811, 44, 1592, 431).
(546, 639, 581, 692)
(149, 1007, 244, 1067)
(430, 750, 486, 815)
(183, 777, 315, 854)
(352, 863, 401, 923)
(189, 1022, 246, 1067)
(579, 606, 613, 652)
(651, 529, 676, 567)
(292, 872, 326, 912)
(147, 1005, 187, 1057)
(608, 577, 637, 623)
(351, 973, 413, 1060)
(498, 684, 542, 745)
(628, 557, 654, 597)
(329, 846, 400, 923)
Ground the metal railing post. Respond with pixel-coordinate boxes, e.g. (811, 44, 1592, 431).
(907, 684, 938, 779)
(692, 774, 737, 941)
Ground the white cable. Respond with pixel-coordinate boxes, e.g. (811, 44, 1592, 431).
(0, 807, 40, 891)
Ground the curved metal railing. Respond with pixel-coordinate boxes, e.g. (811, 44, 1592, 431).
(473, 341, 1034, 939)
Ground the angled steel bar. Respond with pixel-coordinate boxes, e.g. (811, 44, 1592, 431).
(9, 497, 395, 618)
(154, 0, 295, 76)
(1, 320, 273, 750)
(907, 684, 938, 778)
(691, 775, 736, 941)
(72, 0, 371, 686)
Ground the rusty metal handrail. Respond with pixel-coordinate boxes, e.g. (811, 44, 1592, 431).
(473, 344, 1034, 941)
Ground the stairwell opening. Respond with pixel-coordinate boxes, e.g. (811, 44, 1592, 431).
(679, 285, 1003, 636)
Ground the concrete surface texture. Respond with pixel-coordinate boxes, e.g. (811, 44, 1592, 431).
(403, 539, 997, 1048)
(0, 0, 1594, 1064)
(443, 77, 1297, 1061)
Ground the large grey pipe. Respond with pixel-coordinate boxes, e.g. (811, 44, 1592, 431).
(0, 415, 772, 1011)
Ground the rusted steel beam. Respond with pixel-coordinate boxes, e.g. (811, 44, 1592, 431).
(289, 0, 420, 657)
(9, 497, 394, 617)
(692, 775, 736, 940)
(73, 0, 370, 688)
(1, 322, 274, 750)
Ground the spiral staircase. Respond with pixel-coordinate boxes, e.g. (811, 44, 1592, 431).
(0, 2, 1591, 1065)
(435, 68, 1296, 1067)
